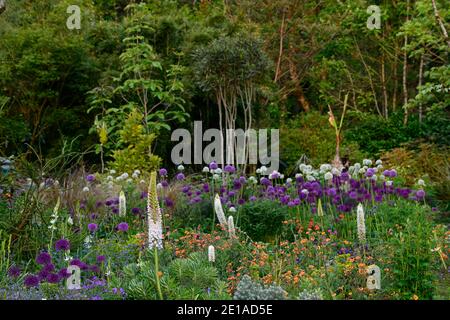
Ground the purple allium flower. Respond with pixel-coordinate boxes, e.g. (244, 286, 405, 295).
(159, 168, 168, 176)
(24, 275, 39, 287)
(91, 295, 103, 300)
(164, 198, 174, 207)
(55, 238, 70, 251)
(8, 265, 21, 278)
(131, 207, 141, 215)
(38, 269, 49, 281)
(349, 191, 358, 199)
(249, 196, 257, 202)
(432, 207, 438, 212)
(46, 273, 60, 284)
(238, 198, 245, 205)
(261, 177, 271, 186)
(117, 222, 129, 232)
(36, 252, 52, 265)
(86, 174, 96, 182)
(209, 161, 218, 170)
(365, 168, 375, 178)
(96, 255, 106, 264)
(176, 173, 185, 181)
(89, 265, 100, 273)
(161, 180, 169, 188)
(416, 189, 426, 198)
(43, 263, 55, 273)
(202, 183, 210, 193)
(112, 207, 119, 214)
(224, 165, 236, 173)
(105, 199, 112, 206)
(88, 223, 98, 232)
(58, 268, 71, 279)
(390, 169, 397, 177)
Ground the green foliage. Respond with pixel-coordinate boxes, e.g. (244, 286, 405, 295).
(280, 112, 364, 168)
(110, 110, 161, 174)
(239, 200, 288, 242)
(233, 275, 286, 300)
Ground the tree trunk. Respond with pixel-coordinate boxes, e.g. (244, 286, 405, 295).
(402, 0, 410, 126)
(287, 55, 310, 112)
(431, 0, 450, 49)
(418, 54, 424, 124)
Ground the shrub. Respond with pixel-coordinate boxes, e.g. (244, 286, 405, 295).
(233, 275, 286, 300)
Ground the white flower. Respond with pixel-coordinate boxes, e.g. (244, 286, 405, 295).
(377, 164, 383, 170)
(140, 180, 146, 184)
(301, 189, 309, 195)
(109, 169, 116, 175)
(295, 173, 302, 179)
(280, 174, 284, 179)
(417, 179, 426, 186)
(299, 163, 307, 172)
(286, 178, 293, 184)
(133, 169, 141, 175)
(67, 216, 73, 225)
(357, 203, 366, 244)
(156, 183, 163, 190)
(306, 175, 315, 181)
(371, 174, 378, 181)
(107, 181, 114, 189)
(260, 166, 268, 175)
(386, 180, 393, 187)
(214, 194, 227, 228)
(82, 186, 90, 193)
(228, 216, 236, 238)
(229, 207, 236, 213)
(354, 163, 361, 170)
(358, 167, 366, 174)
(121, 173, 129, 180)
(126, 178, 133, 183)
(107, 175, 113, 181)
(119, 190, 126, 217)
(249, 176, 258, 184)
(375, 159, 382, 165)
(379, 174, 386, 181)
(214, 168, 222, 174)
(148, 172, 163, 250)
(256, 168, 261, 174)
(324, 172, 333, 181)
(115, 176, 123, 181)
(208, 245, 215, 262)
(213, 174, 220, 180)
(178, 165, 185, 171)
(363, 159, 372, 166)
(132, 173, 139, 179)
(202, 166, 210, 173)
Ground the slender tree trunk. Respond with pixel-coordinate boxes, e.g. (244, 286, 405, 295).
(402, 0, 410, 126)
(274, 10, 286, 83)
(431, 0, 450, 49)
(0, 0, 5, 15)
(381, 53, 389, 118)
(418, 54, 424, 124)
(392, 41, 399, 111)
(287, 54, 311, 112)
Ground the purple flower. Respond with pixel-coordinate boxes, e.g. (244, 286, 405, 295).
(36, 252, 52, 265)
(131, 207, 141, 215)
(249, 196, 257, 202)
(88, 223, 98, 232)
(96, 255, 106, 263)
(365, 168, 375, 178)
(8, 265, 21, 278)
(164, 198, 174, 207)
(86, 174, 96, 182)
(24, 275, 39, 287)
(117, 222, 129, 232)
(112, 207, 119, 214)
(43, 263, 55, 273)
(161, 180, 169, 188)
(224, 165, 236, 173)
(55, 238, 70, 251)
(46, 273, 60, 284)
(159, 168, 168, 176)
(209, 161, 218, 170)
(89, 265, 100, 273)
(416, 189, 426, 198)
(58, 268, 71, 279)
(261, 177, 271, 186)
(176, 173, 185, 181)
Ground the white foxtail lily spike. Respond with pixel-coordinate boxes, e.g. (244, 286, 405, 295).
(357, 203, 366, 244)
(228, 216, 236, 238)
(148, 171, 163, 250)
(208, 245, 215, 262)
(119, 190, 126, 217)
(214, 194, 227, 228)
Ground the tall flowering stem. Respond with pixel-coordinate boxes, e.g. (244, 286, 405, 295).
(214, 194, 227, 229)
(357, 203, 366, 245)
(119, 190, 126, 217)
(147, 171, 163, 250)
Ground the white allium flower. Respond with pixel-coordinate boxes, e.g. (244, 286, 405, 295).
(39, 182, 46, 189)
(363, 159, 372, 166)
(202, 166, 210, 173)
(249, 176, 258, 184)
(354, 163, 361, 170)
(82, 186, 90, 193)
(379, 174, 386, 181)
(286, 178, 293, 184)
(256, 168, 261, 174)
(386, 180, 393, 187)
(295, 173, 302, 179)
(357, 203, 366, 244)
(208, 245, 215, 263)
(306, 175, 315, 181)
(54, 180, 60, 187)
(348, 166, 355, 173)
(301, 189, 309, 195)
(358, 168, 366, 174)
(280, 174, 285, 179)
(178, 164, 185, 171)
(107, 181, 114, 189)
(371, 174, 378, 181)
(121, 173, 129, 179)
(228, 216, 236, 238)
(115, 176, 123, 181)
(107, 175, 113, 181)
(126, 178, 132, 183)
(156, 183, 163, 190)
(213, 174, 220, 180)
(417, 179, 426, 186)
(320, 164, 332, 173)
(229, 207, 236, 213)
(132, 173, 139, 179)
(375, 159, 382, 165)
(140, 179, 146, 184)
(324, 172, 333, 181)
(133, 169, 141, 175)
(109, 169, 116, 175)
(260, 166, 268, 174)
(377, 164, 383, 170)
(119, 190, 126, 217)
(299, 163, 307, 172)
(331, 167, 341, 176)
(214, 194, 227, 228)
(268, 173, 274, 179)
(214, 168, 222, 174)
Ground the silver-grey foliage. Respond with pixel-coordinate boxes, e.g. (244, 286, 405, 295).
(233, 275, 287, 300)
